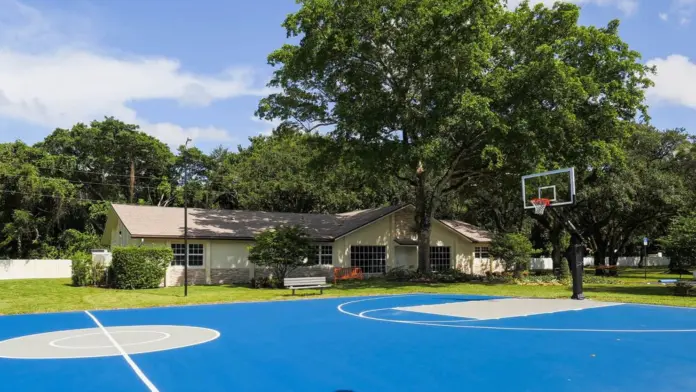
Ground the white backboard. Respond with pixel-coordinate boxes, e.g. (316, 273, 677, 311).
(521, 167, 576, 210)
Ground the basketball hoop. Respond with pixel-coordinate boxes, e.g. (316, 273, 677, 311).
(530, 198, 551, 215)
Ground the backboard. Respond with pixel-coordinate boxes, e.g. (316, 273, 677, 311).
(521, 167, 575, 210)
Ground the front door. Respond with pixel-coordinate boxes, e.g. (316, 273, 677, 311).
(395, 246, 416, 268)
(395, 246, 407, 268)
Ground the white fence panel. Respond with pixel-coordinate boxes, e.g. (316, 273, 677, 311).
(0, 259, 72, 280)
(615, 257, 670, 267)
(530, 258, 553, 270)
(532, 256, 670, 270)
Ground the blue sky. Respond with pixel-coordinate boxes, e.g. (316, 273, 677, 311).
(0, 0, 694, 152)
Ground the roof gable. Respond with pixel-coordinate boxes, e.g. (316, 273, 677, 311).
(438, 219, 493, 243)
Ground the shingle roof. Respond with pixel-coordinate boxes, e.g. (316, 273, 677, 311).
(111, 204, 405, 241)
(439, 220, 493, 243)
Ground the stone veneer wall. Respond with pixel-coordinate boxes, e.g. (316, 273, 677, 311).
(210, 268, 251, 285)
(253, 265, 334, 280)
(165, 268, 206, 287)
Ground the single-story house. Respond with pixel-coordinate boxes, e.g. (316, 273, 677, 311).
(102, 203, 497, 286)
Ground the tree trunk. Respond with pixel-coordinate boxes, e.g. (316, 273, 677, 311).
(607, 253, 619, 277)
(414, 177, 435, 274)
(129, 158, 135, 203)
(594, 247, 607, 276)
(417, 223, 432, 274)
(549, 226, 564, 277)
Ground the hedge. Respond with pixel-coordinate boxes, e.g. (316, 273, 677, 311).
(110, 247, 173, 289)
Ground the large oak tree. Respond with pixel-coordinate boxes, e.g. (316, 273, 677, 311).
(257, 0, 652, 272)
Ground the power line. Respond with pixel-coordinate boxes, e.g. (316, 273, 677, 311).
(0, 172, 224, 192)
(0, 172, 165, 191)
(0, 188, 235, 204)
(0, 162, 172, 181)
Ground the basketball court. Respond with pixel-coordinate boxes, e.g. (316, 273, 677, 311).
(2, 294, 696, 391)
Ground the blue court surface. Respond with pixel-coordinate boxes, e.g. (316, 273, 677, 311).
(2, 294, 696, 391)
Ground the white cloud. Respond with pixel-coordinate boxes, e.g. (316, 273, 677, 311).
(659, 12, 669, 21)
(646, 55, 696, 109)
(506, 0, 638, 14)
(660, 0, 696, 25)
(250, 117, 281, 136)
(0, 0, 273, 147)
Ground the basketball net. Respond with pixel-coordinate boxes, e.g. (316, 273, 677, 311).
(531, 198, 550, 215)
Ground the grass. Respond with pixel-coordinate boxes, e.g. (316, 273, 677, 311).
(0, 267, 693, 315)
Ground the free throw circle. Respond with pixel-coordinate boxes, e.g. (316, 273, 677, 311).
(0, 325, 220, 359)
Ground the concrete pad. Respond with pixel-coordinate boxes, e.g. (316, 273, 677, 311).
(394, 298, 621, 321)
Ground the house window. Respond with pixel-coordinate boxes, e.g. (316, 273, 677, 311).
(171, 243, 204, 267)
(311, 245, 333, 265)
(350, 246, 386, 274)
(430, 246, 451, 272)
(475, 246, 490, 259)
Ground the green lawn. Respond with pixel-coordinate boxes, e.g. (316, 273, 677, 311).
(0, 268, 692, 315)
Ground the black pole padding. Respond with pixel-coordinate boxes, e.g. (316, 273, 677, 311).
(571, 244, 585, 300)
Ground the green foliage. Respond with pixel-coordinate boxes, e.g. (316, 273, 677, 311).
(489, 233, 536, 277)
(582, 275, 623, 285)
(59, 229, 101, 256)
(559, 257, 571, 279)
(384, 266, 475, 283)
(70, 251, 107, 287)
(571, 126, 688, 268)
(249, 276, 280, 289)
(660, 214, 696, 273)
(230, 129, 408, 213)
(516, 274, 564, 286)
(258, 0, 652, 272)
(674, 282, 694, 297)
(110, 247, 173, 289)
(71, 252, 92, 286)
(247, 225, 314, 282)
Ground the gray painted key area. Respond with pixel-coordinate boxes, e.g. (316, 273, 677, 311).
(0, 325, 220, 359)
(395, 298, 620, 321)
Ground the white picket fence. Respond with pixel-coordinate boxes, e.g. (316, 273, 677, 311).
(0, 259, 72, 280)
(530, 256, 670, 270)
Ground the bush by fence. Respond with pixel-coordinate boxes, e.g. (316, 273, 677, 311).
(110, 247, 172, 289)
(71, 251, 108, 287)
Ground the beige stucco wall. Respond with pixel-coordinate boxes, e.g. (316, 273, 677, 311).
(210, 240, 253, 269)
(105, 207, 495, 285)
(333, 207, 486, 274)
(335, 213, 393, 269)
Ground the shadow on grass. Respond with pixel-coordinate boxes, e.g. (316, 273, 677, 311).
(584, 284, 676, 297)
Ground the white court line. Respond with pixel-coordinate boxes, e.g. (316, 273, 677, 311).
(337, 296, 696, 333)
(84, 311, 159, 392)
(359, 307, 478, 323)
(49, 331, 171, 350)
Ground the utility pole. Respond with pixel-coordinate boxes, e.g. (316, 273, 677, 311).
(184, 138, 192, 297)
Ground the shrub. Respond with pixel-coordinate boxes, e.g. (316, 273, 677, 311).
(674, 282, 694, 297)
(385, 266, 419, 281)
(559, 257, 571, 279)
(249, 276, 280, 289)
(484, 271, 514, 283)
(110, 247, 172, 289)
(660, 214, 696, 274)
(582, 274, 623, 285)
(384, 266, 476, 283)
(248, 225, 314, 283)
(489, 233, 537, 278)
(71, 251, 94, 286)
(516, 274, 563, 286)
(434, 268, 475, 283)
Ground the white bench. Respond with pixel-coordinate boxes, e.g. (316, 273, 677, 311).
(284, 277, 331, 295)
